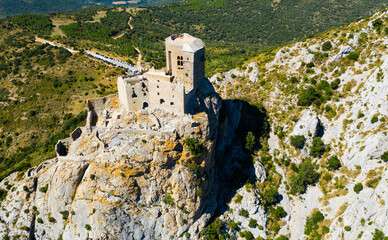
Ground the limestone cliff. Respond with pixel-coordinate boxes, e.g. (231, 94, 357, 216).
(0, 78, 225, 239)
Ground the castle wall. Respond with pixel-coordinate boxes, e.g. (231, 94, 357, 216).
(117, 76, 149, 112)
(146, 72, 185, 115)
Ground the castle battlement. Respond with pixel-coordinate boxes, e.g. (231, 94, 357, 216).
(117, 33, 206, 115)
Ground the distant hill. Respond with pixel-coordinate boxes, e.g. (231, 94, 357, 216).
(0, 0, 180, 19)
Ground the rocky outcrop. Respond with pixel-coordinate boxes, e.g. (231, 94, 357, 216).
(330, 45, 353, 62)
(0, 78, 229, 240)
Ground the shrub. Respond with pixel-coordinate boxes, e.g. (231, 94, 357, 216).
(48, 217, 56, 223)
(310, 137, 327, 158)
(330, 78, 341, 90)
(270, 206, 287, 220)
(60, 210, 69, 220)
(0, 189, 8, 201)
(39, 184, 48, 193)
(353, 183, 363, 194)
(239, 208, 249, 218)
(37, 218, 43, 223)
(347, 52, 360, 61)
(163, 193, 174, 206)
(184, 138, 203, 157)
(321, 41, 332, 51)
(201, 218, 223, 239)
(261, 188, 278, 206)
(290, 135, 306, 149)
(323, 173, 332, 181)
(23, 186, 29, 191)
(235, 194, 243, 204)
(290, 161, 320, 194)
(245, 132, 256, 151)
(304, 211, 324, 235)
(297, 87, 321, 106)
(372, 229, 386, 240)
(195, 188, 203, 197)
(90, 174, 95, 180)
(248, 218, 257, 228)
(381, 151, 388, 162)
(357, 112, 365, 118)
(344, 226, 351, 231)
(306, 62, 315, 68)
(290, 76, 298, 84)
(326, 156, 341, 170)
(371, 116, 379, 124)
(275, 235, 289, 240)
(240, 231, 254, 240)
(85, 224, 92, 231)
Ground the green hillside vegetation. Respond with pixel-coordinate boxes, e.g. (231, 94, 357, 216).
(0, 19, 122, 180)
(42, 1, 388, 75)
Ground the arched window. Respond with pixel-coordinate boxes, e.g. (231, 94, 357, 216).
(177, 56, 183, 66)
(142, 102, 149, 109)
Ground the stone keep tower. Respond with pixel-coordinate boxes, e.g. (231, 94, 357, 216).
(118, 33, 205, 115)
(165, 33, 205, 93)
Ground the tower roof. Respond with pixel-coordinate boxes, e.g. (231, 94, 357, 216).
(166, 33, 205, 53)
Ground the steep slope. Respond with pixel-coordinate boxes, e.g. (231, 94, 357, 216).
(206, 9, 388, 239)
(0, 78, 224, 239)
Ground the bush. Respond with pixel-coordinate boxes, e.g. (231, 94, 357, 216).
(330, 78, 341, 90)
(321, 41, 332, 51)
(290, 135, 306, 149)
(304, 211, 324, 235)
(235, 194, 243, 204)
(39, 184, 48, 193)
(248, 218, 257, 228)
(371, 116, 379, 123)
(0, 189, 7, 201)
(239, 208, 249, 218)
(275, 235, 289, 240)
(60, 210, 69, 220)
(245, 131, 256, 151)
(48, 217, 56, 223)
(344, 226, 351, 231)
(90, 174, 95, 180)
(326, 156, 341, 170)
(240, 231, 254, 240)
(372, 229, 386, 240)
(290, 161, 320, 194)
(347, 52, 360, 61)
(353, 183, 363, 194)
(310, 137, 327, 158)
(163, 193, 174, 206)
(357, 112, 365, 118)
(290, 76, 298, 84)
(261, 188, 278, 206)
(37, 218, 43, 224)
(270, 206, 287, 220)
(306, 62, 315, 68)
(381, 151, 388, 162)
(184, 138, 203, 157)
(201, 218, 223, 239)
(297, 87, 321, 106)
(85, 224, 92, 231)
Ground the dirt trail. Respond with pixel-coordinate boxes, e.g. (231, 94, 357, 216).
(35, 37, 78, 53)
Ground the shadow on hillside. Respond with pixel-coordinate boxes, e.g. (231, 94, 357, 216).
(212, 99, 270, 219)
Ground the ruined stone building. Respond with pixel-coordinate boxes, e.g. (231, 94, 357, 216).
(117, 33, 205, 115)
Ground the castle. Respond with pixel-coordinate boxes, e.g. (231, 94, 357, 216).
(117, 33, 205, 115)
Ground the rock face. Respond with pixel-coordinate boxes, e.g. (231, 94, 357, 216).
(330, 45, 353, 62)
(0, 79, 230, 240)
(290, 109, 320, 138)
